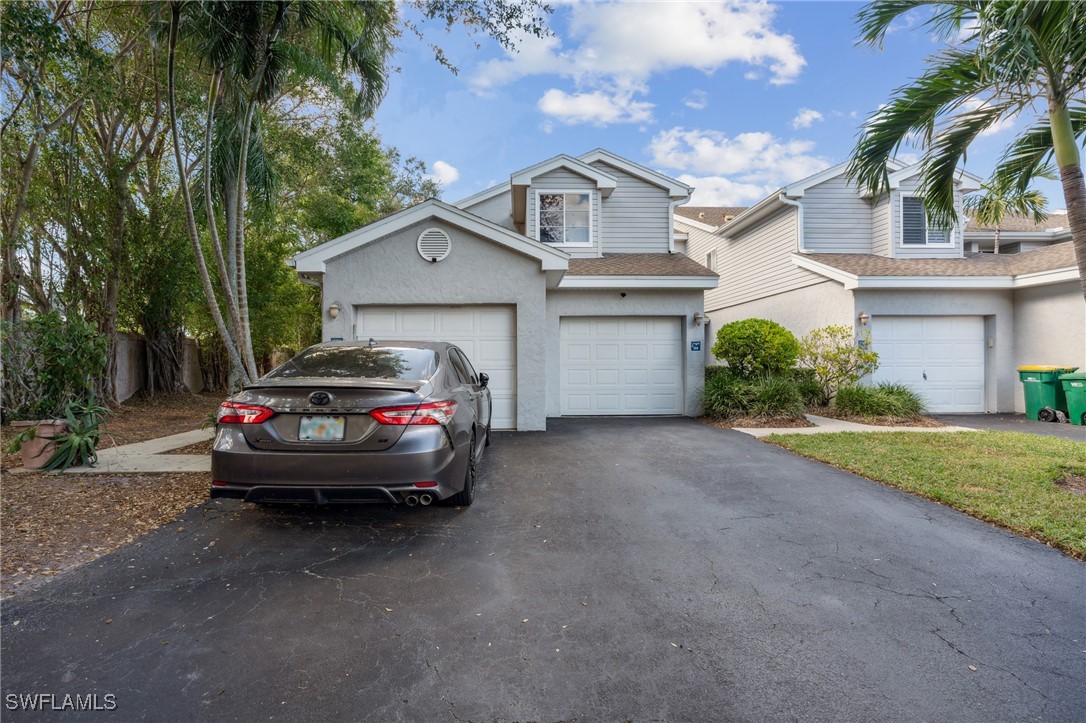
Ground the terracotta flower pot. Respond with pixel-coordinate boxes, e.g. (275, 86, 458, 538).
(10, 419, 69, 470)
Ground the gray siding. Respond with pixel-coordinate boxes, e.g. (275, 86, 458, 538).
(891, 177, 964, 258)
(871, 195, 891, 256)
(678, 219, 729, 312)
(712, 207, 825, 310)
(801, 175, 873, 253)
(527, 168, 600, 258)
(463, 191, 517, 233)
(590, 161, 672, 253)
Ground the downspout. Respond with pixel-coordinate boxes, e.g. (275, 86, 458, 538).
(778, 194, 805, 252)
(668, 200, 681, 253)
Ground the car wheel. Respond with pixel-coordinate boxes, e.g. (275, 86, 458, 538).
(445, 430, 477, 507)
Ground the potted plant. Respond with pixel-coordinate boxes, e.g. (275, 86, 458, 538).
(6, 418, 70, 470)
(42, 398, 110, 471)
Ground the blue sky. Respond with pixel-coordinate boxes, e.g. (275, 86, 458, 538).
(374, 1, 1062, 209)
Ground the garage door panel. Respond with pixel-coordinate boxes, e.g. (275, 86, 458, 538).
(871, 315, 984, 413)
(560, 316, 683, 416)
(356, 305, 516, 429)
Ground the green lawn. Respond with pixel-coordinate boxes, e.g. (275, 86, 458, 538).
(766, 431, 1086, 559)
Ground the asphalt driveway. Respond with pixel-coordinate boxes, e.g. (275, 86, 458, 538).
(936, 413, 1086, 441)
(3, 418, 1084, 721)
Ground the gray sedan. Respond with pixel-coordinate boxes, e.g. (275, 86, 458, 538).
(210, 341, 491, 507)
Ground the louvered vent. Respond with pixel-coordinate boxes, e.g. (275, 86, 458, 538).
(417, 228, 452, 262)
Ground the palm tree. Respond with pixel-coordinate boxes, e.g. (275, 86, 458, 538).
(846, 0, 1086, 298)
(963, 180, 1048, 254)
(162, 0, 395, 385)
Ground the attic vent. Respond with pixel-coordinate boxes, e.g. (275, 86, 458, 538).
(417, 227, 451, 262)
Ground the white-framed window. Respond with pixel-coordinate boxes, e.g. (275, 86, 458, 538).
(537, 191, 591, 246)
(900, 195, 953, 246)
(705, 249, 716, 271)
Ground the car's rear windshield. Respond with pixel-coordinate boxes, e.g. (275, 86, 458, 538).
(265, 346, 438, 381)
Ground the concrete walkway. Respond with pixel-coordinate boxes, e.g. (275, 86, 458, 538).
(733, 414, 976, 438)
(64, 428, 213, 474)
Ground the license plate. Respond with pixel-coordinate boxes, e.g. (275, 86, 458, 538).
(299, 415, 346, 441)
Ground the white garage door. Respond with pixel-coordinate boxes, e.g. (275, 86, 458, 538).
(355, 305, 516, 429)
(560, 316, 683, 415)
(870, 316, 985, 413)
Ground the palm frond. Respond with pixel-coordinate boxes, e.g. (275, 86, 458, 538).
(992, 103, 1086, 193)
(856, 0, 983, 48)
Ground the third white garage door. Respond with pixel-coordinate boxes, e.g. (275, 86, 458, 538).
(870, 315, 986, 413)
(560, 316, 683, 415)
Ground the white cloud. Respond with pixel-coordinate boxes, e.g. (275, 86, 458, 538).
(648, 126, 832, 205)
(472, 2, 804, 125)
(683, 89, 709, 111)
(538, 87, 654, 126)
(791, 108, 824, 129)
(427, 160, 460, 186)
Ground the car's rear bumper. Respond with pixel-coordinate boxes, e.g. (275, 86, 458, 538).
(210, 425, 467, 503)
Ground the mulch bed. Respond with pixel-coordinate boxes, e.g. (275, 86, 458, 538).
(809, 407, 945, 428)
(0, 392, 222, 598)
(701, 415, 814, 429)
(0, 472, 209, 598)
(1056, 474, 1086, 496)
(165, 438, 214, 455)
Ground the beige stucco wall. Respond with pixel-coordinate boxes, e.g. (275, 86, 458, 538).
(321, 219, 550, 431)
(704, 281, 856, 364)
(545, 289, 707, 417)
(1013, 281, 1085, 413)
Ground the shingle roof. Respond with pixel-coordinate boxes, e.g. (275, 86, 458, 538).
(675, 206, 748, 227)
(965, 211, 1069, 232)
(567, 253, 717, 277)
(800, 241, 1076, 277)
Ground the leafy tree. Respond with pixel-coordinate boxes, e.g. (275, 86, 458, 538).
(847, 0, 1086, 298)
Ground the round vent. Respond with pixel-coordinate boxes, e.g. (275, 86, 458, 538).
(417, 227, 452, 262)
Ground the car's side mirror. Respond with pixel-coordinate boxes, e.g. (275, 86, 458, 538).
(478, 372, 489, 388)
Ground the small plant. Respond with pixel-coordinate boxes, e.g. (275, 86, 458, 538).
(798, 325, 880, 404)
(703, 373, 804, 419)
(711, 319, 800, 378)
(43, 398, 112, 471)
(834, 383, 926, 419)
(4, 426, 37, 454)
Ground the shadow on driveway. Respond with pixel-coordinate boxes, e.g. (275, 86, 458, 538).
(936, 413, 1086, 441)
(2, 418, 1083, 721)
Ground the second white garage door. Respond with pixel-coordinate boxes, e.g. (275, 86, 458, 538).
(355, 305, 517, 429)
(560, 316, 683, 415)
(870, 315, 986, 413)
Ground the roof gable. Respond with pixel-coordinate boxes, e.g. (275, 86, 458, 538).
(292, 199, 569, 273)
(510, 155, 618, 196)
(577, 149, 691, 198)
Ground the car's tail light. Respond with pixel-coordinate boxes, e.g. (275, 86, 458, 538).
(370, 400, 457, 426)
(218, 402, 275, 425)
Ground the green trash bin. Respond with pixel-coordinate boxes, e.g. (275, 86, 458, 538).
(1017, 366, 1078, 421)
(1059, 372, 1086, 426)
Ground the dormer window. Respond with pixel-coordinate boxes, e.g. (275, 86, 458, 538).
(901, 196, 952, 245)
(538, 192, 591, 246)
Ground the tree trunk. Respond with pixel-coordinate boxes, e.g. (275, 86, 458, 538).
(166, 2, 251, 386)
(1050, 101, 1086, 300)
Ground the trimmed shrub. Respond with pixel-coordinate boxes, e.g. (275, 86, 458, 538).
(834, 382, 926, 419)
(798, 325, 880, 404)
(711, 319, 800, 378)
(703, 373, 804, 419)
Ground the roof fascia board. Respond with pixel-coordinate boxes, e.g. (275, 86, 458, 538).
(721, 195, 788, 236)
(673, 214, 720, 233)
(510, 155, 618, 196)
(1013, 267, 1079, 287)
(577, 149, 691, 198)
(791, 253, 859, 288)
(558, 275, 718, 289)
(782, 161, 850, 198)
(293, 199, 569, 273)
(453, 182, 510, 209)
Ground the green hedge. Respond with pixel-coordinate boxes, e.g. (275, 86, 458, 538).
(834, 383, 926, 419)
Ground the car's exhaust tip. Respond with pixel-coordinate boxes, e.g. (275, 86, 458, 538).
(404, 494, 419, 506)
(419, 493, 434, 506)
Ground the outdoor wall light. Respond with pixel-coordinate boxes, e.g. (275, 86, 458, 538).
(858, 311, 871, 326)
(328, 302, 341, 319)
(693, 312, 706, 326)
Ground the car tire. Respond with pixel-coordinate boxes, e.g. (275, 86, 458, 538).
(444, 430, 477, 507)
